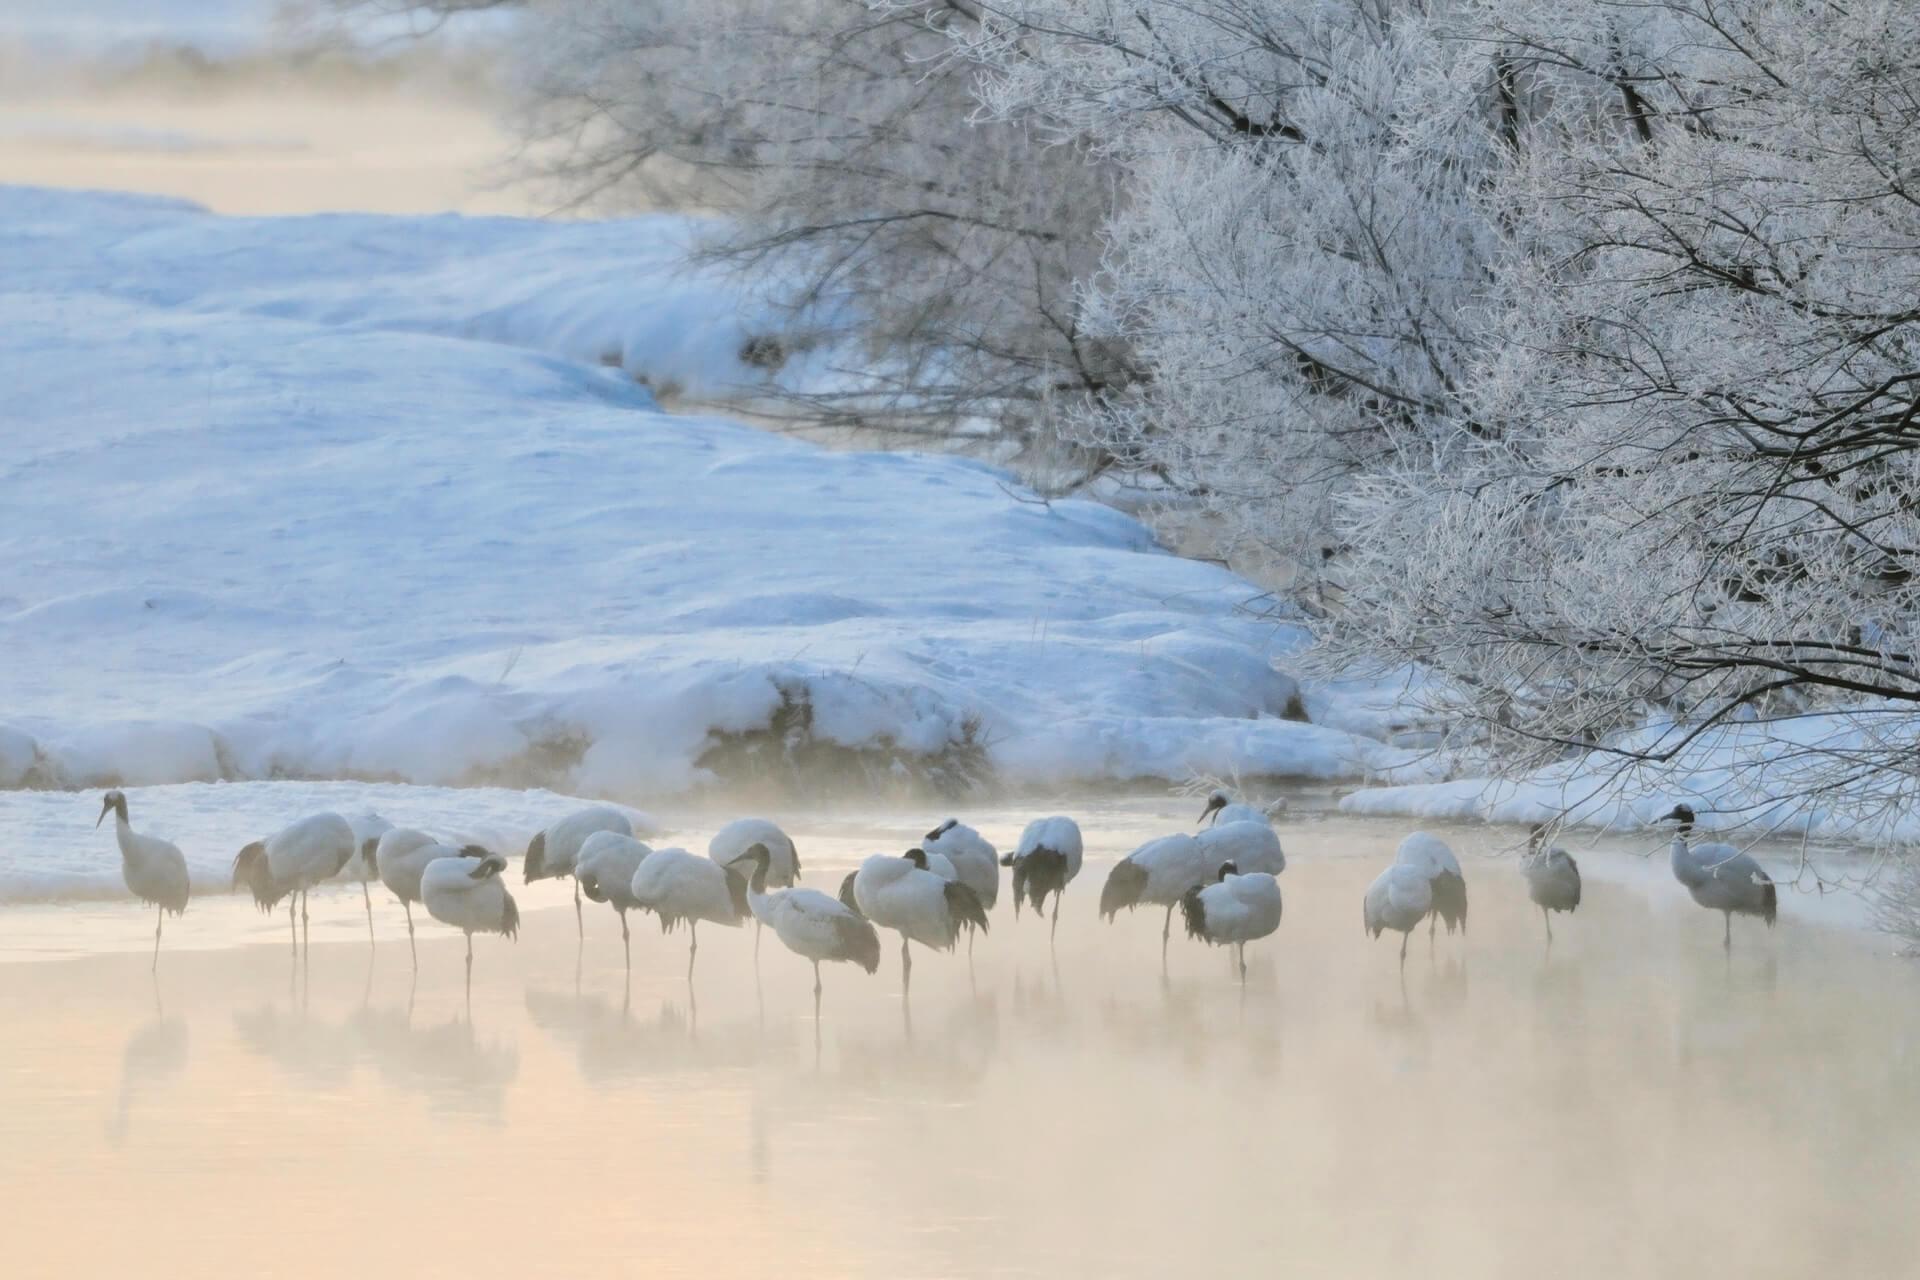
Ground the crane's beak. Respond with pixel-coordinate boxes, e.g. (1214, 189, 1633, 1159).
(1198, 796, 1223, 826)
(94, 803, 108, 829)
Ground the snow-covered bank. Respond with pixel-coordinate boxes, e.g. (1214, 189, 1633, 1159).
(1340, 712, 1920, 847)
(0, 186, 1411, 799)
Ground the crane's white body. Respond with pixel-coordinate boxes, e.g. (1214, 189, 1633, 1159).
(1196, 820, 1285, 877)
(1186, 872, 1283, 945)
(112, 811, 191, 916)
(99, 792, 189, 970)
(1014, 816, 1084, 879)
(1364, 863, 1434, 967)
(629, 848, 746, 979)
(708, 819, 799, 887)
(267, 812, 359, 892)
(421, 852, 520, 1002)
(1182, 869, 1282, 981)
(1005, 815, 1084, 929)
(1394, 831, 1467, 936)
(525, 805, 635, 938)
(1523, 829, 1582, 944)
(1103, 833, 1211, 910)
(577, 831, 655, 969)
(853, 855, 968, 951)
(922, 820, 999, 910)
(630, 849, 745, 930)
(234, 811, 358, 954)
(373, 828, 444, 905)
(853, 852, 989, 992)
(736, 848, 881, 1009)
(1669, 836, 1770, 911)
(577, 832, 653, 914)
(525, 806, 633, 881)
(1395, 831, 1461, 880)
(1100, 831, 1214, 967)
(376, 830, 476, 964)
(421, 855, 519, 937)
(751, 886, 877, 961)
(1668, 821, 1776, 949)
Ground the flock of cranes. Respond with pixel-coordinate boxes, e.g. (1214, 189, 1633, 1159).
(96, 787, 1782, 993)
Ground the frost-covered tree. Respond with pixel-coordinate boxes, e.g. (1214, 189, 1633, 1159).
(339, 0, 1132, 449)
(968, 2, 1920, 863)
(1329, 3, 1920, 842)
(953, 1, 1518, 584)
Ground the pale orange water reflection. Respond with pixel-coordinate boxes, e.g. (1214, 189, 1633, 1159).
(2, 804, 1916, 1278)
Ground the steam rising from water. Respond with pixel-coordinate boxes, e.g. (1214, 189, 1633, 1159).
(2, 802, 1914, 1276)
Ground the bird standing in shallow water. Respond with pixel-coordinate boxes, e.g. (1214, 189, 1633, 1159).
(628, 848, 748, 981)
(524, 807, 634, 940)
(1661, 805, 1776, 951)
(375, 830, 476, 967)
(1180, 860, 1282, 983)
(1521, 824, 1581, 946)
(1394, 832, 1466, 941)
(576, 831, 654, 974)
(233, 812, 357, 956)
(853, 849, 990, 995)
(1003, 816, 1083, 942)
(921, 820, 998, 956)
(1364, 862, 1433, 971)
(1099, 833, 1210, 970)
(729, 843, 879, 1016)
(708, 818, 799, 964)
(97, 791, 189, 971)
(421, 849, 520, 1008)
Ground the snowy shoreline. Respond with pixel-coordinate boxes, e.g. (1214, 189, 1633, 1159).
(0, 186, 1418, 803)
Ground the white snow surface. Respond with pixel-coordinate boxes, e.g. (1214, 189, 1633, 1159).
(6, 781, 655, 903)
(0, 186, 1413, 803)
(1341, 712, 1920, 846)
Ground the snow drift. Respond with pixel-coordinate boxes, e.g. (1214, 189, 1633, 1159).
(0, 186, 1409, 801)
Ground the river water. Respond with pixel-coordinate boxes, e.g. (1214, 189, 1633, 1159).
(1, 795, 1914, 1277)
